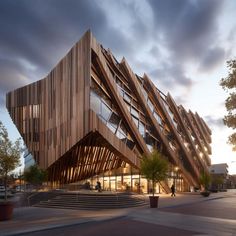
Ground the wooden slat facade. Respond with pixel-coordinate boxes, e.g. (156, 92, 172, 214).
(6, 30, 212, 191)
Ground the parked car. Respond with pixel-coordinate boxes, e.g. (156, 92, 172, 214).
(0, 185, 5, 192)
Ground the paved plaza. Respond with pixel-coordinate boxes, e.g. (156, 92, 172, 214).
(1, 190, 236, 236)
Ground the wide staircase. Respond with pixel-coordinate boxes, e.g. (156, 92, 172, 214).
(33, 192, 148, 210)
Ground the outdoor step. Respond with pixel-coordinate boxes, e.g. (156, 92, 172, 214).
(33, 192, 147, 209)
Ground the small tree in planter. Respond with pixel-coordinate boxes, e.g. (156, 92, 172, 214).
(0, 121, 22, 220)
(140, 149, 168, 208)
(199, 171, 211, 197)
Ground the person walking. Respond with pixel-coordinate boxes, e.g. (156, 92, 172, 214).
(171, 184, 176, 197)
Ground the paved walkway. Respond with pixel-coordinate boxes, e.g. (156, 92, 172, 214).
(1, 190, 236, 236)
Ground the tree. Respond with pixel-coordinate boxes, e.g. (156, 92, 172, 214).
(211, 175, 224, 191)
(140, 149, 168, 196)
(220, 59, 236, 151)
(24, 165, 47, 189)
(199, 171, 211, 191)
(0, 121, 22, 200)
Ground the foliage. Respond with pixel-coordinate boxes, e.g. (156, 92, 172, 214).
(24, 165, 47, 187)
(220, 59, 236, 151)
(140, 149, 168, 196)
(0, 121, 22, 200)
(199, 171, 211, 191)
(211, 174, 224, 190)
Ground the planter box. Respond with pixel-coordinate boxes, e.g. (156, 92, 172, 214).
(149, 196, 159, 208)
(0, 201, 13, 221)
(200, 191, 210, 197)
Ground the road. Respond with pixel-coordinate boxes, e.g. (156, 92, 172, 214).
(17, 191, 236, 236)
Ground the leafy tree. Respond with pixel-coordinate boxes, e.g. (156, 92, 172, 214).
(211, 175, 224, 190)
(220, 59, 236, 151)
(24, 165, 47, 189)
(140, 149, 168, 196)
(199, 171, 211, 191)
(0, 121, 22, 200)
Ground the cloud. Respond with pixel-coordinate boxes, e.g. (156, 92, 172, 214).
(149, 62, 194, 89)
(148, 0, 224, 62)
(199, 47, 226, 72)
(145, 0, 225, 94)
(0, 0, 229, 110)
(0, 0, 110, 107)
(0, 58, 33, 106)
(204, 115, 225, 129)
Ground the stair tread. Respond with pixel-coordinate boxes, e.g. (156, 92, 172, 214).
(32, 192, 147, 210)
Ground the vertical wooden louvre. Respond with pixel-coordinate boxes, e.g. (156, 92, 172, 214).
(6, 30, 211, 190)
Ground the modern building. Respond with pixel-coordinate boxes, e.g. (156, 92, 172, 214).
(210, 163, 228, 190)
(210, 163, 228, 175)
(24, 148, 35, 170)
(6, 30, 211, 193)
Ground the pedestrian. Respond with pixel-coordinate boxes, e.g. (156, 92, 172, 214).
(171, 184, 176, 197)
(96, 181, 102, 192)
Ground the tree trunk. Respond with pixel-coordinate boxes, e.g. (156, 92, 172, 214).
(152, 180, 155, 197)
(4, 175, 7, 201)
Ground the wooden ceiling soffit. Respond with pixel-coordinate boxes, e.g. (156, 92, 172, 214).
(142, 74, 197, 187)
(166, 93, 209, 172)
(47, 129, 139, 184)
(90, 34, 149, 155)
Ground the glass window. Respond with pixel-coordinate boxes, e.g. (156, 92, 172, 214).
(147, 99, 154, 113)
(116, 129, 126, 140)
(109, 112, 120, 129)
(139, 121, 145, 137)
(141, 87, 148, 101)
(154, 112, 162, 125)
(125, 103, 131, 112)
(117, 85, 124, 97)
(132, 99, 138, 109)
(126, 133, 134, 149)
(101, 101, 112, 121)
(131, 115, 139, 127)
(124, 93, 131, 103)
(90, 91, 101, 114)
(107, 122, 117, 133)
(119, 122, 127, 136)
(131, 107, 139, 118)
(145, 133, 155, 147)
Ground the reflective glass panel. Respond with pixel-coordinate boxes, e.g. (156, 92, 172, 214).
(90, 91, 101, 114)
(109, 112, 120, 129)
(101, 101, 112, 121)
(131, 107, 139, 118)
(139, 121, 145, 137)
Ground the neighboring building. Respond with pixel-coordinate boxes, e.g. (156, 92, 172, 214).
(227, 175, 236, 189)
(24, 148, 35, 170)
(210, 163, 228, 190)
(210, 163, 228, 175)
(6, 30, 211, 193)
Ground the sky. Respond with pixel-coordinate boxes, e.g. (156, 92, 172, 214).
(0, 0, 235, 174)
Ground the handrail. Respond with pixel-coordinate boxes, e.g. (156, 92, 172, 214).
(27, 191, 40, 206)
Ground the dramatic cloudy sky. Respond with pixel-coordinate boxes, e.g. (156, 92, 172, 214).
(1, 0, 236, 173)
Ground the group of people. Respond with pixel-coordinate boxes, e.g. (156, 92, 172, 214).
(83, 181, 102, 192)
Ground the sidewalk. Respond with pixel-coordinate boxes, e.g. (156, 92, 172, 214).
(0, 191, 233, 236)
